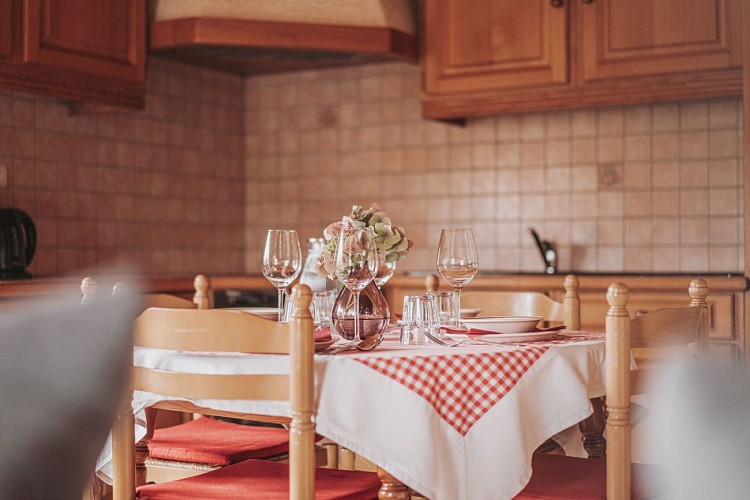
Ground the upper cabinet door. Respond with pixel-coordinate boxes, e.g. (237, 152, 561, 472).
(22, 0, 145, 81)
(0, 0, 11, 61)
(579, 0, 742, 82)
(424, 0, 568, 95)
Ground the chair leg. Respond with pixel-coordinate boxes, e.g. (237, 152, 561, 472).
(322, 442, 339, 469)
(339, 447, 356, 470)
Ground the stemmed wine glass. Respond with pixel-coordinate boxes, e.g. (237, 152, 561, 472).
(334, 226, 378, 347)
(436, 228, 478, 318)
(262, 229, 302, 322)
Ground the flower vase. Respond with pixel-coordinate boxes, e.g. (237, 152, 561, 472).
(332, 280, 390, 349)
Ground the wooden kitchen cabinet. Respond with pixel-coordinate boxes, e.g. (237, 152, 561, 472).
(0, 0, 11, 61)
(0, 0, 145, 109)
(423, 0, 568, 95)
(423, 0, 743, 118)
(579, 0, 742, 82)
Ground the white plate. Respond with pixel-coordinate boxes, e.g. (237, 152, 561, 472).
(448, 330, 557, 344)
(460, 315, 543, 334)
(460, 308, 481, 318)
(224, 307, 279, 320)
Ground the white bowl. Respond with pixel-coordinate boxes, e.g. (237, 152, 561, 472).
(459, 316, 543, 334)
(460, 308, 481, 318)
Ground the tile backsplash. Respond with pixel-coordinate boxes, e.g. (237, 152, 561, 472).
(0, 56, 742, 278)
(245, 63, 743, 275)
(0, 57, 245, 277)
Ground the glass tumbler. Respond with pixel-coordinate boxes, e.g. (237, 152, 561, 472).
(400, 294, 439, 345)
(427, 290, 460, 330)
(312, 289, 337, 330)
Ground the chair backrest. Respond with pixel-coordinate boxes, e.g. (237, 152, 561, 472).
(427, 274, 581, 330)
(111, 284, 315, 499)
(604, 279, 708, 500)
(83, 274, 212, 310)
(112, 274, 211, 310)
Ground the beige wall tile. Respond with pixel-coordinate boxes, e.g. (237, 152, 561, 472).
(709, 99, 739, 129)
(3, 61, 741, 278)
(624, 105, 651, 134)
(681, 101, 709, 130)
(653, 103, 680, 132)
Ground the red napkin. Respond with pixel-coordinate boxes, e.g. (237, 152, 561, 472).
(314, 326, 333, 342)
(443, 325, 566, 336)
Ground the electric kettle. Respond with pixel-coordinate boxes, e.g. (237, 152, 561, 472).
(0, 208, 36, 279)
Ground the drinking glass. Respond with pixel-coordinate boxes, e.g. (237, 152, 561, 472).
(435, 228, 478, 316)
(427, 290, 460, 330)
(334, 227, 378, 346)
(400, 294, 440, 345)
(312, 289, 337, 329)
(261, 229, 302, 322)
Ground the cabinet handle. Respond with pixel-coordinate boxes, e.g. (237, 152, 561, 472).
(581, 0, 594, 3)
(550, 0, 564, 7)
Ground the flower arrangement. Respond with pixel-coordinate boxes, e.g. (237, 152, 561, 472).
(316, 203, 413, 279)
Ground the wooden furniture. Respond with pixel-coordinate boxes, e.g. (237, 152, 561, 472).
(113, 284, 381, 499)
(105, 304, 607, 498)
(149, 0, 417, 75)
(423, 0, 743, 118)
(741, 0, 750, 369)
(427, 273, 581, 331)
(115, 275, 319, 488)
(515, 279, 708, 499)
(384, 273, 745, 362)
(0, 0, 146, 109)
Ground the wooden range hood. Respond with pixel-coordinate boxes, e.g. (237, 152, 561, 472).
(149, 0, 418, 75)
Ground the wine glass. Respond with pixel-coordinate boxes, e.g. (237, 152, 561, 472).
(261, 229, 302, 321)
(334, 227, 378, 346)
(436, 228, 478, 318)
(373, 256, 397, 288)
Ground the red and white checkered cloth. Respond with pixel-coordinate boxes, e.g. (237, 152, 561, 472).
(354, 332, 604, 435)
(356, 348, 547, 435)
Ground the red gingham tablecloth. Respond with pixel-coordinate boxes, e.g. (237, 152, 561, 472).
(353, 332, 604, 435)
(356, 348, 546, 435)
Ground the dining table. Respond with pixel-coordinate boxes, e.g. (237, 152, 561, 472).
(98, 328, 606, 500)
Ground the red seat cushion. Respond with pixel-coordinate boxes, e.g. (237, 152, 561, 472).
(148, 418, 291, 465)
(514, 453, 659, 500)
(136, 458, 382, 500)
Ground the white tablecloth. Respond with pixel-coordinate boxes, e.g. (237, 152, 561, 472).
(99, 331, 605, 500)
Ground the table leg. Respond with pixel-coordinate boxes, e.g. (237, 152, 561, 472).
(579, 397, 606, 459)
(376, 467, 411, 500)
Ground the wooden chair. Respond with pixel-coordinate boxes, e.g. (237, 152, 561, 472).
(514, 278, 709, 500)
(112, 284, 381, 499)
(93, 275, 314, 489)
(426, 273, 581, 331)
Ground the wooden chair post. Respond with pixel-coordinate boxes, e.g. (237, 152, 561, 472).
(112, 389, 135, 500)
(688, 278, 709, 355)
(563, 274, 580, 331)
(605, 283, 631, 500)
(425, 274, 439, 292)
(81, 277, 97, 304)
(193, 274, 211, 309)
(290, 285, 315, 500)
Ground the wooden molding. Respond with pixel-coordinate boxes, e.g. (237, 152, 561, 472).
(0, 62, 145, 109)
(423, 68, 742, 118)
(149, 17, 418, 75)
